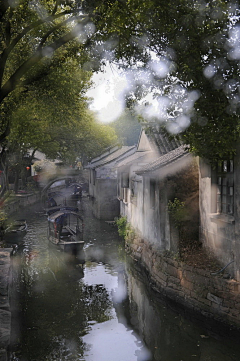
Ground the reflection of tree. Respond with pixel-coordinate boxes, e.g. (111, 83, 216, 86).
(17, 257, 113, 360)
(82, 284, 113, 324)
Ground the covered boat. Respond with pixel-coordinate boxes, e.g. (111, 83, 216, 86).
(47, 210, 84, 254)
(45, 205, 79, 216)
(4, 219, 27, 243)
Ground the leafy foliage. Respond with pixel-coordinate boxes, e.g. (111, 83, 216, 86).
(1, 0, 239, 167)
(168, 198, 186, 229)
(110, 109, 141, 146)
(86, 0, 240, 163)
(115, 216, 128, 239)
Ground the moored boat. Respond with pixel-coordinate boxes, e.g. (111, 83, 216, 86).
(47, 210, 84, 255)
(4, 219, 27, 243)
(45, 205, 79, 216)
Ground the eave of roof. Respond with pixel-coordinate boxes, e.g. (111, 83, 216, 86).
(136, 145, 191, 175)
(117, 150, 153, 168)
(85, 145, 136, 169)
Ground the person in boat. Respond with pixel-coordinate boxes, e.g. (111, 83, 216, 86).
(47, 194, 57, 208)
(55, 213, 67, 239)
(74, 184, 82, 198)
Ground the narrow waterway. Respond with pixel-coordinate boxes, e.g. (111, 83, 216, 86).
(8, 197, 240, 361)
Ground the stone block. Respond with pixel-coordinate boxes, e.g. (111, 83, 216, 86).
(165, 263, 179, 279)
(166, 257, 180, 268)
(181, 278, 194, 291)
(168, 282, 181, 291)
(168, 275, 181, 285)
(153, 269, 168, 283)
(0, 310, 11, 349)
(182, 269, 197, 283)
(219, 305, 230, 314)
(197, 296, 212, 307)
(207, 292, 223, 305)
(234, 302, 240, 311)
(222, 299, 235, 308)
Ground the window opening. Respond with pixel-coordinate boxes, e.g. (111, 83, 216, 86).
(217, 160, 234, 214)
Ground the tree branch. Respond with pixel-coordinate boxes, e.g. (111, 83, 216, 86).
(0, 25, 90, 104)
(0, 1, 9, 22)
(0, 9, 88, 87)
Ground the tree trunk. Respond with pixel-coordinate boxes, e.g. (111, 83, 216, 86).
(14, 168, 19, 194)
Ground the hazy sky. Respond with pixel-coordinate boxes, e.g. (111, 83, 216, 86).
(86, 63, 127, 123)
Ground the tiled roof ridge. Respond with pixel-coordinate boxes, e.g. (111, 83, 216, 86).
(145, 125, 182, 155)
(117, 150, 153, 168)
(86, 145, 136, 168)
(136, 145, 189, 174)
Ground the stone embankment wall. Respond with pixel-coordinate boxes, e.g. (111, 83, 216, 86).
(4, 192, 40, 215)
(126, 236, 240, 330)
(0, 249, 12, 361)
(0, 192, 40, 360)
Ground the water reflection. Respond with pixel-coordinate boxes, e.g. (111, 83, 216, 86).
(10, 202, 151, 361)
(9, 200, 240, 361)
(126, 261, 240, 361)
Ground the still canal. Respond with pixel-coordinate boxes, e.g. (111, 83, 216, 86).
(7, 197, 240, 361)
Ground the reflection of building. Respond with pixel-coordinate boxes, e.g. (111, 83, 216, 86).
(86, 145, 136, 220)
(126, 262, 240, 360)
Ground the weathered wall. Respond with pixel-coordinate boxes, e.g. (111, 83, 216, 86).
(121, 159, 199, 254)
(120, 176, 171, 251)
(92, 179, 119, 220)
(126, 235, 240, 329)
(4, 192, 40, 216)
(199, 158, 238, 280)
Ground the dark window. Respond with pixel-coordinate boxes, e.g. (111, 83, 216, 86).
(122, 172, 129, 188)
(217, 160, 234, 214)
(93, 170, 96, 185)
(150, 180, 156, 209)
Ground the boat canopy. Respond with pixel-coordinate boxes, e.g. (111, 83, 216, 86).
(46, 205, 79, 215)
(48, 210, 83, 223)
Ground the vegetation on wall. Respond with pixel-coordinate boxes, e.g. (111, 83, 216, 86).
(168, 198, 186, 229)
(167, 160, 200, 256)
(115, 216, 128, 239)
(115, 216, 136, 242)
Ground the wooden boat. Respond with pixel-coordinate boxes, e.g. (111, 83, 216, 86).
(4, 219, 27, 243)
(47, 210, 84, 254)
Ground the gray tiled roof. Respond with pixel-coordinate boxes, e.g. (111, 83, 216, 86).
(117, 150, 153, 168)
(144, 125, 182, 155)
(86, 146, 136, 169)
(136, 145, 190, 174)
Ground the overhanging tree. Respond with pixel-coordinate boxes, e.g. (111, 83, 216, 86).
(85, 0, 240, 164)
(0, 0, 97, 142)
(1, 0, 239, 165)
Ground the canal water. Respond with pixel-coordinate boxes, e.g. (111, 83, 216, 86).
(7, 197, 240, 361)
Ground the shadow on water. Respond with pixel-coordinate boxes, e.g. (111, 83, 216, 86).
(7, 197, 240, 361)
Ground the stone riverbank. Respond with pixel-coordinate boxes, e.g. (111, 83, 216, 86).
(126, 235, 240, 331)
(0, 191, 40, 360)
(0, 249, 12, 361)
